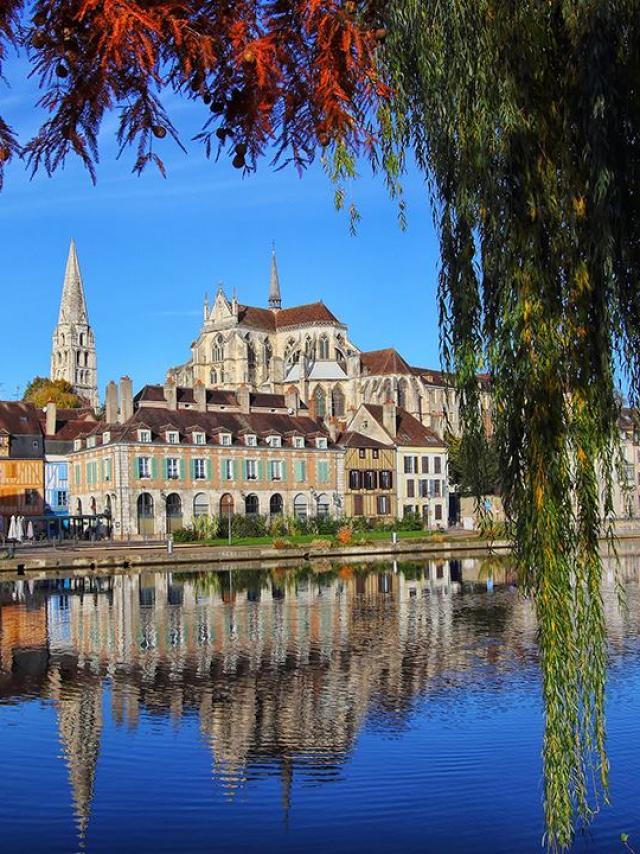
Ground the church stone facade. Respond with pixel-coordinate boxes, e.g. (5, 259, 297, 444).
(50, 240, 98, 409)
(169, 250, 491, 437)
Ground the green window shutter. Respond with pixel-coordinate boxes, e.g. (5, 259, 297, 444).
(220, 458, 225, 480)
(257, 460, 264, 482)
(281, 460, 287, 482)
(151, 457, 158, 480)
(179, 458, 186, 481)
(132, 458, 139, 480)
(294, 461, 305, 482)
(232, 459, 238, 481)
(206, 458, 212, 480)
(243, 459, 248, 480)
(163, 458, 169, 479)
(190, 458, 196, 481)
(318, 461, 329, 483)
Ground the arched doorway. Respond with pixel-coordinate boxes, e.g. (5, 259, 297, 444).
(220, 493, 234, 519)
(137, 493, 154, 536)
(245, 494, 259, 515)
(270, 494, 283, 516)
(166, 493, 183, 534)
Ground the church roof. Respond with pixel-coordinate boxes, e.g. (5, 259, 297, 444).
(57, 239, 89, 325)
(360, 348, 413, 376)
(237, 301, 341, 332)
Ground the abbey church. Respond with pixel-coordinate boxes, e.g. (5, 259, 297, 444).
(168, 249, 490, 435)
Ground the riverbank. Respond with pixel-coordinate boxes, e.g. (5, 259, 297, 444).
(3, 527, 640, 578)
(0, 530, 508, 576)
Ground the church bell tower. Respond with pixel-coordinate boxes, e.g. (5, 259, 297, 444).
(50, 240, 98, 408)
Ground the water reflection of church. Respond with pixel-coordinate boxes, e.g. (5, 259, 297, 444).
(0, 561, 546, 838)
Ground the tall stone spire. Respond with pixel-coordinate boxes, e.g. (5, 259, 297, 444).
(51, 240, 99, 409)
(268, 244, 282, 309)
(58, 239, 88, 324)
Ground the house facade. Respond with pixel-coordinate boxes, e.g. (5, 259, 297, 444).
(0, 402, 45, 519)
(342, 401, 449, 527)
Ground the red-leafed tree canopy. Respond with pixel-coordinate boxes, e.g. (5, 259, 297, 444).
(0, 0, 390, 188)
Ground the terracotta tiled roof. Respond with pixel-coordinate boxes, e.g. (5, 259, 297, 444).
(364, 404, 444, 448)
(339, 431, 393, 449)
(0, 402, 43, 436)
(112, 406, 333, 446)
(37, 406, 99, 438)
(237, 301, 341, 332)
(360, 348, 413, 376)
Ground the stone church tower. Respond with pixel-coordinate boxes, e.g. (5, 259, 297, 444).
(50, 240, 98, 408)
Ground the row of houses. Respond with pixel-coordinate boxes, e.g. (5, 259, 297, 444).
(0, 378, 449, 540)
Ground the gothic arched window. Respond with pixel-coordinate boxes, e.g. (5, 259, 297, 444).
(397, 381, 407, 410)
(314, 387, 326, 418)
(210, 369, 218, 385)
(318, 335, 329, 360)
(331, 387, 345, 417)
(212, 335, 224, 362)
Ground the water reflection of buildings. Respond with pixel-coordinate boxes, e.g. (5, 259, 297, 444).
(0, 560, 560, 838)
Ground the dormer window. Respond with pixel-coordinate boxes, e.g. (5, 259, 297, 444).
(73, 438, 82, 451)
(267, 435, 282, 448)
(220, 433, 232, 446)
(316, 437, 328, 450)
(193, 432, 206, 445)
(103, 431, 111, 445)
(87, 436, 96, 449)
(293, 436, 304, 449)
(139, 429, 152, 443)
(167, 431, 179, 444)
(245, 434, 257, 447)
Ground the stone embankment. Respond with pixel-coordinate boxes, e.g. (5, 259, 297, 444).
(2, 526, 640, 579)
(0, 533, 509, 577)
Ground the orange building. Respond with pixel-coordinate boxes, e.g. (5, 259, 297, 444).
(0, 402, 45, 518)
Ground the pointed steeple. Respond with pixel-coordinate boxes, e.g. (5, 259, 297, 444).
(58, 239, 89, 324)
(268, 244, 282, 309)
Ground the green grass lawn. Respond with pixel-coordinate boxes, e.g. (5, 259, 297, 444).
(177, 529, 438, 549)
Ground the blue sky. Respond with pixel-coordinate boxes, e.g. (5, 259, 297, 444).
(0, 51, 442, 401)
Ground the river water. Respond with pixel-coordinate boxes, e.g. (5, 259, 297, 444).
(0, 556, 639, 853)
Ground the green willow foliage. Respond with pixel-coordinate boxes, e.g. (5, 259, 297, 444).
(379, 0, 640, 848)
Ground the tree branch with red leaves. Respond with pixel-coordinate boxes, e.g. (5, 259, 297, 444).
(0, 0, 391, 189)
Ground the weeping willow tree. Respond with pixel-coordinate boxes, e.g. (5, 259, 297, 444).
(379, 0, 640, 847)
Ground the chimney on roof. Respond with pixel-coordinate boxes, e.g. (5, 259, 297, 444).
(237, 384, 251, 414)
(105, 381, 118, 424)
(194, 380, 206, 412)
(383, 400, 397, 439)
(164, 377, 177, 410)
(120, 376, 133, 423)
(45, 400, 57, 436)
(285, 385, 299, 416)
